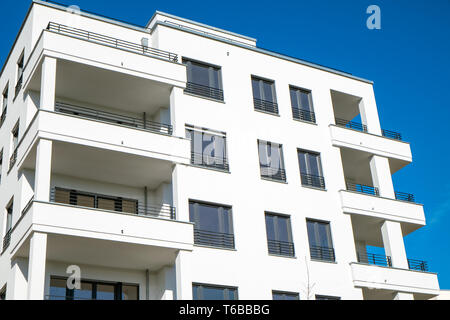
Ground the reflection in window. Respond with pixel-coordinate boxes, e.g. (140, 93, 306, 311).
(193, 283, 238, 300)
(258, 140, 286, 182)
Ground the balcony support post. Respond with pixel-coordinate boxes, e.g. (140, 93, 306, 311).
(169, 87, 184, 137)
(39, 56, 57, 111)
(394, 292, 414, 300)
(175, 250, 193, 300)
(34, 139, 52, 202)
(381, 220, 409, 269)
(27, 232, 47, 300)
(369, 155, 395, 198)
(358, 96, 382, 135)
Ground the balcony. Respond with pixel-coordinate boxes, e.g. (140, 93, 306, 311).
(260, 165, 287, 182)
(194, 229, 235, 249)
(301, 173, 326, 189)
(292, 108, 316, 123)
(346, 181, 379, 196)
(184, 82, 224, 101)
(356, 252, 429, 272)
(335, 118, 368, 133)
(268, 239, 295, 257)
(254, 98, 279, 115)
(191, 152, 229, 172)
(310, 246, 335, 262)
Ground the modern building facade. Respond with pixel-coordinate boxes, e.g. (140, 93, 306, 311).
(0, 0, 440, 300)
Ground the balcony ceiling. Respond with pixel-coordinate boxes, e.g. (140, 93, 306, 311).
(22, 141, 174, 189)
(331, 90, 362, 120)
(28, 59, 172, 116)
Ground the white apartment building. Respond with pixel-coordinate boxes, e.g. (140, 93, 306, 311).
(0, 0, 440, 300)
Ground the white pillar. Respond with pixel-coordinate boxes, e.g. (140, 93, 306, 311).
(169, 87, 185, 137)
(359, 95, 382, 135)
(394, 292, 414, 300)
(160, 267, 175, 300)
(27, 232, 47, 300)
(172, 165, 189, 222)
(369, 155, 395, 198)
(6, 258, 28, 300)
(34, 139, 52, 202)
(381, 221, 408, 269)
(39, 57, 57, 111)
(175, 250, 193, 300)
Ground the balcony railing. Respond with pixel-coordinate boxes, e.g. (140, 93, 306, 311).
(335, 118, 368, 132)
(191, 152, 229, 171)
(395, 192, 415, 203)
(194, 229, 235, 249)
(254, 98, 279, 114)
(47, 22, 178, 62)
(408, 259, 429, 272)
(268, 239, 295, 257)
(292, 107, 316, 123)
(382, 129, 403, 141)
(301, 173, 326, 189)
(0, 107, 6, 128)
(9, 148, 17, 171)
(15, 74, 23, 99)
(2, 229, 12, 253)
(55, 102, 173, 135)
(50, 187, 176, 220)
(346, 181, 379, 196)
(260, 165, 287, 182)
(184, 82, 224, 101)
(310, 246, 336, 262)
(357, 252, 392, 267)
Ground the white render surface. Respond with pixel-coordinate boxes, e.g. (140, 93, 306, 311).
(0, 0, 440, 300)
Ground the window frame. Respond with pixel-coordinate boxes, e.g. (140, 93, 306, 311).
(265, 212, 295, 257)
(251, 76, 278, 114)
(192, 283, 238, 300)
(289, 85, 316, 122)
(297, 148, 325, 189)
(182, 57, 224, 101)
(306, 219, 335, 262)
(315, 294, 341, 300)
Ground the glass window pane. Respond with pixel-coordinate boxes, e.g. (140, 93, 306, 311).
(96, 283, 115, 300)
(97, 197, 115, 211)
(277, 217, 290, 242)
(122, 200, 138, 214)
(299, 91, 311, 111)
(54, 189, 71, 205)
(189, 62, 210, 87)
(76, 194, 95, 208)
(122, 285, 139, 300)
(262, 81, 274, 102)
(307, 153, 320, 176)
(298, 152, 307, 174)
(49, 278, 67, 300)
(202, 286, 227, 300)
(265, 215, 276, 240)
(307, 221, 317, 247)
(73, 282, 93, 300)
(252, 79, 261, 100)
(290, 89, 298, 109)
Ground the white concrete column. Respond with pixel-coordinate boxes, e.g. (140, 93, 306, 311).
(172, 165, 189, 222)
(6, 258, 28, 300)
(160, 266, 175, 300)
(381, 220, 409, 269)
(169, 86, 185, 137)
(27, 232, 47, 300)
(359, 96, 382, 135)
(394, 292, 414, 300)
(39, 57, 57, 111)
(369, 155, 395, 198)
(175, 250, 193, 300)
(34, 139, 52, 202)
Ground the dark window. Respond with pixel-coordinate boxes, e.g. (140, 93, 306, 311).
(0, 149, 3, 183)
(290, 86, 315, 123)
(186, 127, 229, 171)
(0, 87, 7, 128)
(258, 140, 286, 182)
(193, 283, 238, 300)
(252, 77, 278, 114)
(189, 201, 234, 249)
(307, 220, 335, 262)
(48, 277, 139, 300)
(315, 295, 341, 300)
(298, 150, 325, 189)
(183, 59, 223, 101)
(0, 286, 6, 300)
(53, 188, 138, 215)
(5, 202, 13, 232)
(12, 123, 19, 149)
(272, 291, 299, 300)
(15, 53, 24, 97)
(265, 213, 295, 257)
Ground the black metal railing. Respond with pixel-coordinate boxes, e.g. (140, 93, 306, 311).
(292, 107, 316, 123)
(184, 82, 224, 101)
(15, 74, 23, 98)
(47, 22, 178, 62)
(395, 192, 415, 203)
(191, 152, 229, 171)
(357, 252, 392, 267)
(9, 148, 17, 171)
(382, 129, 402, 141)
(260, 165, 287, 182)
(301, 173, 326, 189)
(254, 98, 279, 114)
(2, 229, 12, 253)
(55, 102, 173, 135)
(0, 107, 6, 128)
(346, 181, 379, 196)
(194, 229, 235, 249)
(335, 118, 368, 132)
(408, 259, 429, 272)
(310, 246, 335, 262)
(22, 196, 35, 216)
(268, 239, 295, 257)
(50, 188, 176, 220)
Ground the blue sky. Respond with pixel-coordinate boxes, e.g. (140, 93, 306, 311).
(1, 0, 449, 289)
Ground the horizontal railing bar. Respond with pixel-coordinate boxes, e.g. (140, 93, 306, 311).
(301, 173, 326, 189)
(254, 98, 279, 114)
(395, 191, 415, 202)
(184, 82, 224, 101)
(191, 152, 229, 171)
(292, 107, 316, 123)
(346, 181, 379, 196)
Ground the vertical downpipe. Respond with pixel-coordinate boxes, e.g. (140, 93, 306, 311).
(144, 186, 148, 216)
(146, 269, 150, 300)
